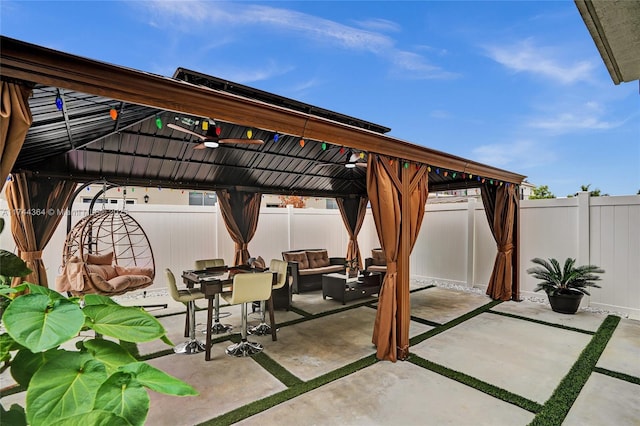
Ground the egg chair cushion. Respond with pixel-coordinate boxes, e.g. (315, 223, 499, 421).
(84, 252, 114, 265)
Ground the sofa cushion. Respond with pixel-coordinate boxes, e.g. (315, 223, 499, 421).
(86, 264, 118, 280)
(85, 251, 113, 265)
(371, 249, 386, 266)
(299, 264, 344, 276)
(306, 250, 330, 268)
(283, 251, 309, 270)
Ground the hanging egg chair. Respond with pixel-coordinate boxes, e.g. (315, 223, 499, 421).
(57, 209, 155, 296)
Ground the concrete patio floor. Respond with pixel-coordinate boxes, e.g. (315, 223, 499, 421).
(1, 282, 639, 425)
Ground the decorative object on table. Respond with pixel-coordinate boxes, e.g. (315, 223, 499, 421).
(345, 256, 359, 278)
(526, 257, 604, 314)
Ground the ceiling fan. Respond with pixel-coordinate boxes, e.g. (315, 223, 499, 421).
(168, 122, 264, 149)
(314, 150, 367, 169)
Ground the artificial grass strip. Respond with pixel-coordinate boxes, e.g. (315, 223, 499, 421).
(409, 354, 542, 413)
(593, 367, 640, 386)
(410, 316, 441, 327)
(409, 284, 436, 293)
(488, 310, 595, 335)
(201, 354, 379, 426)
(528, 314, 620, 426)
(410, 299, 502, 346)
(252, 351, 304, 387)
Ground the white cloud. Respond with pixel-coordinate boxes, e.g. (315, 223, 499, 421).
(429, 110, 452, 119)
(484, 38, 596, 84)
(472, 140, 556, 169)
(528, 113, 622, 132)
(142, 1, 454, 80)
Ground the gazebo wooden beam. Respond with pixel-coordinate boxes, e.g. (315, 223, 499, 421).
(1, 36, 525, 185)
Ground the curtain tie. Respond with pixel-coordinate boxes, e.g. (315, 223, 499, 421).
(22, 250, 43, 261)
(386, 261, 397, 275)
(498, 243, 514, 253)
(240, 243, 248, 251)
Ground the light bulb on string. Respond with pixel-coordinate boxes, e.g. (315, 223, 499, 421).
(427, 166, 431, 172)
(359, 152, 365, 159)
(404, 162, 409, 169)
(55, 95, 63, 111)
(339, 147, 345, 155)
(452, 172, 457, 178)
(202, 120, 209, 131)
(436, 168, 440, 175)
(109, 108, 118, 120)
(321, 142, 327, 150)
(444, 171, 448, 177)
(155, 117, 162, 129)
(247, 129, 253, 139)
(273, 133, 279, 142)
(299, 138, 305, 147)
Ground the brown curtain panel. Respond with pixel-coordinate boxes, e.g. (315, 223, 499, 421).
(367, 155, 429, 361)
(0, 81, 33, 192)
(217, 189, 262, 266)
(336, 196, 368, 269)
(5, 172, 77, 287)
(481, 183, 518, 301)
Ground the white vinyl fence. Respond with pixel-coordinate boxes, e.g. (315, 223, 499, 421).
(1, 193, 638, 319)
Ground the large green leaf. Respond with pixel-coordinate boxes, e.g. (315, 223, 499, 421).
(23, 283, 66, 300)
(10, 348, 57, 388)
(0, 333, 22, 364)
(82, 339, 137, 374)
(0, 402, 26, 426)
(26, 351, 107, 425)
(3, 294, 85, 352)
(120, 362, 199, 396)
(0, 249, 32, 278)
(82, 305, 166, 342)
(49, 410, 130, 426)
(84, 294, 118, 306)
(94, 371, 149, 426)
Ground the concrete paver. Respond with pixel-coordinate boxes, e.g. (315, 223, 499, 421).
(237, 361, 535, 426)
(411, 313, 592, 403)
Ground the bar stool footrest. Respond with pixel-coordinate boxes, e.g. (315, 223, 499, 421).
(225, 340, 263, 357)
(174, 339, 206, 354)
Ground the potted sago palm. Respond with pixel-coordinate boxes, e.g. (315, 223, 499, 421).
(526, 257, 604, 314)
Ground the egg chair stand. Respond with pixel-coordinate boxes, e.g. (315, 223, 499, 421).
(56, 181, 166, 309)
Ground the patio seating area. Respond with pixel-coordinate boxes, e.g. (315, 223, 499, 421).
(3, 281, 638, 425)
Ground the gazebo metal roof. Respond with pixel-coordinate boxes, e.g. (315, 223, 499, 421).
(2, 36, 526, 198)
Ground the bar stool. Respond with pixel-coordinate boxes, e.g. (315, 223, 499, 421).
(222, 272, 273, 357)
(249, 259, 289, 335)
(165, 268, 206, 354)
(194, 258, 232, 334)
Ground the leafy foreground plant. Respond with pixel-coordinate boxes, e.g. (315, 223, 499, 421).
(0, 280, 198, 425)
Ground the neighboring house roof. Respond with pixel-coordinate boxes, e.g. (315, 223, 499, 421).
(575, 0, 640, 84)
(1, 36, 525, 198)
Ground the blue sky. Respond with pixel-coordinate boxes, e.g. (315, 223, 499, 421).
(2, 1, 639, 196)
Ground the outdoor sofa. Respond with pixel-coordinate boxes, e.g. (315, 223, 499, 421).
(282, 249, 345, 293)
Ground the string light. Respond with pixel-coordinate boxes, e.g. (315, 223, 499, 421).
(321, 142, 327, 150)
(155, 117, 162, 129)
(339, 147, 345, 155)
(109, 108, 118, 120)
(202, 120, 209, 131)
(404, 162, 409, 169)
(55, 95, 63, 111)
(273, 133, 279, 142)
(247, 129, 253, 139)
(299, 138, 305, 147)
(216, 126, 222, 136)
(359, 152, 365, 159)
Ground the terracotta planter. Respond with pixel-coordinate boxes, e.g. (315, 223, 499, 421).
(548, 292, 584, 314)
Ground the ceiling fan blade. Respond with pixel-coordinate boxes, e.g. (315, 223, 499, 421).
(355, 162, 367, 168)
(193, 143, 207, 150)
(168, 123, 206, 141)
(218, 138, 265, 145)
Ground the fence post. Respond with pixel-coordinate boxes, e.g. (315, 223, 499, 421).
(466, 197, 476, 288)
(287, 204, 294, 251)
(577, 192, 590, 266)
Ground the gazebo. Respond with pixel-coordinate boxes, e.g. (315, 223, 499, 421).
(1, 36, 525, 362)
